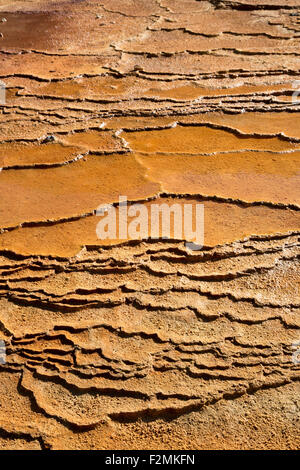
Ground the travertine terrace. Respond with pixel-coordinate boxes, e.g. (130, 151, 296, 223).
(0, 0, 299, 450)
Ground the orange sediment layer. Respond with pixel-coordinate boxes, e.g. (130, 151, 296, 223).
(0, 0, 299, 451)
(136, 151, 300, 206)
(0, 197, 299, 257)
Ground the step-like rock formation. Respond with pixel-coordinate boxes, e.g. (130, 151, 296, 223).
(0, 0, 299, 450)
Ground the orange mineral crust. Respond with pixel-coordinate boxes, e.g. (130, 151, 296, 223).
(0, 0, 299, 451)
(0, 197, 299, 256)
(136, 152, 300, 206)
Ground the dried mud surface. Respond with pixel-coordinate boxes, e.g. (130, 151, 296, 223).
(0, 0, 299, 450)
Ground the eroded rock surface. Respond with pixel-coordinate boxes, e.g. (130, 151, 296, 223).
(0, 0, 299, 450)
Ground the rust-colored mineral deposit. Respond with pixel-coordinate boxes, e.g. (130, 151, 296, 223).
(0, 0, 299, 451)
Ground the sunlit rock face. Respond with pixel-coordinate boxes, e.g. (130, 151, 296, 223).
(0, 0, 299, 450)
